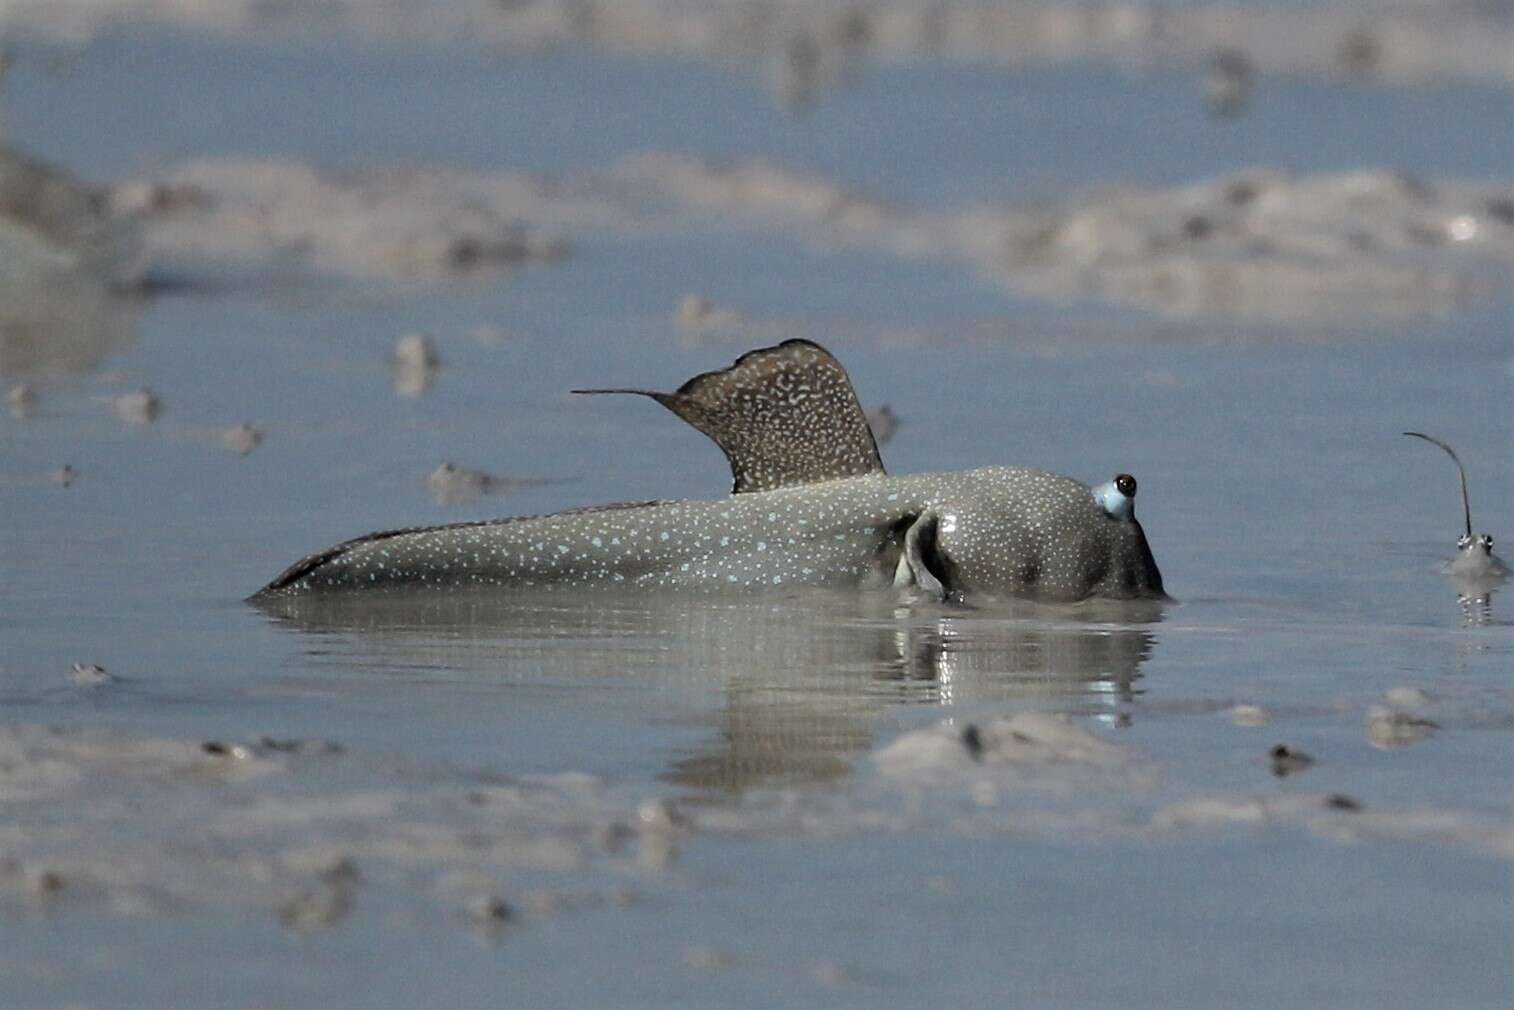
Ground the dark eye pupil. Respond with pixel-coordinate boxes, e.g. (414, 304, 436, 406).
(1115, 473, 1136, 496)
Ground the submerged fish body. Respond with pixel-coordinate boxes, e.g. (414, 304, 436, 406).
(256, 466, 1163, 601)
(253, 341, 1167, 604)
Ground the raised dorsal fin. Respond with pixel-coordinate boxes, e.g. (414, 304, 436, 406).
(574, 339, 885, 493)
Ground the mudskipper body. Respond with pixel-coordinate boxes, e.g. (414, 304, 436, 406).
(254, 341, 1166, 604)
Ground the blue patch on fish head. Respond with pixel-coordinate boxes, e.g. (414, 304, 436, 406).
(1091, 473, 1137, 522)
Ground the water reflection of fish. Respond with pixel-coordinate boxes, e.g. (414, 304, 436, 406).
(254, 341, 1166, 604)
(255, 589, 1159, 794)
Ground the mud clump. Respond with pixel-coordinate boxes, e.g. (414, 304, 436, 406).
(122, 159, 569, 283)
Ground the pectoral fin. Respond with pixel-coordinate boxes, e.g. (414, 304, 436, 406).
(575, 339, 885, 493)
(893, 511, 951, 602)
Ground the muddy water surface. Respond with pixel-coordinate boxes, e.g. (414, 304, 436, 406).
(2, 13, 1513, 1009)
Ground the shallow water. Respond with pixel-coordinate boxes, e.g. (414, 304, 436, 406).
(3, 11, 1514, 1009)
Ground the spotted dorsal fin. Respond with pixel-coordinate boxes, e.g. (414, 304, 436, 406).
(574, 339, 885, 493)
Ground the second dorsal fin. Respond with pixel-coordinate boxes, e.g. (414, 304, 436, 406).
(574, 339, 886, 493)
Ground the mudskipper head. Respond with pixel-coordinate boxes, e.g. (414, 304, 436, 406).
(1458, 532, 1495, 558)
(1088, 471, 1166, 601)
(896, 469, 1166, 604)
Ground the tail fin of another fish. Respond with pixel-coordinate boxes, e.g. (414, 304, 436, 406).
(1404, 431, 1473, 540)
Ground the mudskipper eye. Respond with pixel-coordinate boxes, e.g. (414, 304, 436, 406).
(1093, 478, 1134, 522)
